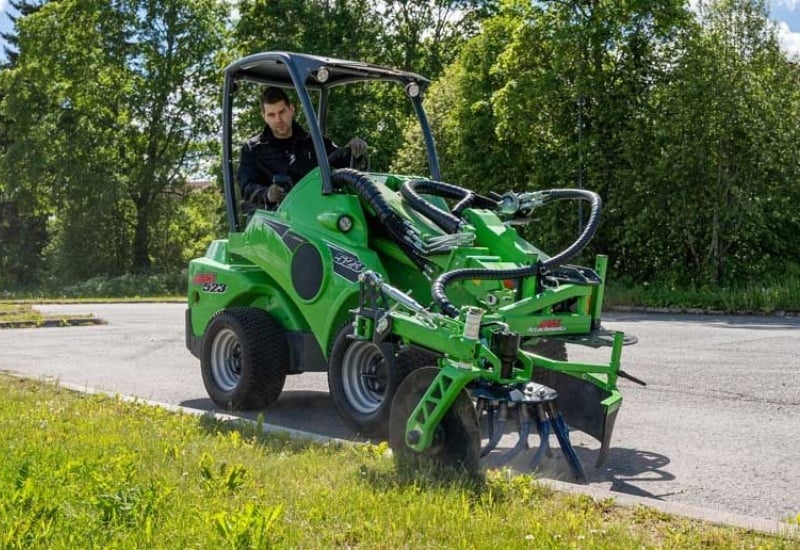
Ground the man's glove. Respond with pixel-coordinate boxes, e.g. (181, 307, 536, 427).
(346, 137, 368, 158)
(248, 187, 269, 206)
(267, 183, 286, 204)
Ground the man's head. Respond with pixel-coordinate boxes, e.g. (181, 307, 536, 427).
(260, 87, 295, 139)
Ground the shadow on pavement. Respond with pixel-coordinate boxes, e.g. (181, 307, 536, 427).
(595, 447, 677, 499)
(180, 389, 358, 441)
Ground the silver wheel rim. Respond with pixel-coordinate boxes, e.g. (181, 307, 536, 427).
(341, 341, 388, 415)
(210, 327, 242, 391)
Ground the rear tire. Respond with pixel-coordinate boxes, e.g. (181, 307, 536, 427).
(201, 307, 288, 410)
(524, 338, 568, 361)
(526, 338, 568, 388)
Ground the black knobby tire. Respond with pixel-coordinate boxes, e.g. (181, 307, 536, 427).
(525, 338, 568, 388)
(396, 345, 441, 378)
(328, 323, 407, 438)
(389, 367, 481, 476)
(524, 338, 568, 361)
(201, 307, 288, 410)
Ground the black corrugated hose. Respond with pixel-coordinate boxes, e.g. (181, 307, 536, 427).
(332, 169, 428, 269)
(399, 178, 498, 234)
(431, 188, 602, 317)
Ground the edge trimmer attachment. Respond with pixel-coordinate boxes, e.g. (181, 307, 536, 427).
(389, 367, 481, 475)
(473, 381, 587, 482)
(356, 271, 630, 481)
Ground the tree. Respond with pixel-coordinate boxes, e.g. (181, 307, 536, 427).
(0, 0, 53, 288)
(396, 0, 800, 285)
(376, 0, 499, 76)
(638, 0, 800, 283)
(391, 7, 522, 182)
(1, 0, 227, 281)
(396, 1, 692, 260)
(0, 0, 49, 68)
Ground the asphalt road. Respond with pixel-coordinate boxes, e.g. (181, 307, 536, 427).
(1, 302, 798, 523)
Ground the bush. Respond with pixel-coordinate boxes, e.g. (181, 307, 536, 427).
(54, 271, 188, 298)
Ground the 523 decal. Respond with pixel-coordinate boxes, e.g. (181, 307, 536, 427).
(193, 272, 227, 293)
(202, 282, 227, 294)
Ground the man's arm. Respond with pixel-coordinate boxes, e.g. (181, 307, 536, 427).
(327, 137, 368, 169)
(238, 143, 269, 201)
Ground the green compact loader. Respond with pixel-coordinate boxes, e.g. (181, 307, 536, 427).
(186, 52, 639, 480)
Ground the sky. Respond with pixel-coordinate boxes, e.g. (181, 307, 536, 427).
(0, 0, 799, 59)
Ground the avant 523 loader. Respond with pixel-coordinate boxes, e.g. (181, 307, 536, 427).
(185, 52, 639, 480)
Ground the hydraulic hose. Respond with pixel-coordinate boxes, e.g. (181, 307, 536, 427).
(400, 178, 498, 234)
(400, 179, 466, 234)
(538, 189, 602, 269)
(432, 188, 602, 317)
(332, 168, 428, 270)
(333, 168, 395, 226)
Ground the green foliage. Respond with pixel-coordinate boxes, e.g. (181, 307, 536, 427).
(606, 273, 800, 313)
(148, 186, 221, 274)
(619, 0, 800, 285)
(209, 502, 283, 549)
(399, 0, 800, 288)
(50, 271, 187, 298)
(0, 0, 227, 286)
(2, 0, 800, 294)
(0, 202, 48, 288)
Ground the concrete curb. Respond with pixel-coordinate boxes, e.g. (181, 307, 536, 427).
(10, 374, 797, 541)
(0, 318, 106, 329)
(52, 378, 335, 445)
(542, 478, 800, 539)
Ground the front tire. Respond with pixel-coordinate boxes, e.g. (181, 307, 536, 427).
(201, 307, 288, 410)
(328, 324, 406, 438)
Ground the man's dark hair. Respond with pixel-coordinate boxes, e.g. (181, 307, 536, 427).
(261, 87, 291, 108)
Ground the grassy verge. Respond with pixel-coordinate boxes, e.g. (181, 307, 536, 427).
(1, 375, 794, 549)
(606, 275, 800, 314)
(0, 303, 45, 324)
(0, 303, 95, 327)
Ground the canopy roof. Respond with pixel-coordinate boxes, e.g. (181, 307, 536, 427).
(223, 51, 430, 92)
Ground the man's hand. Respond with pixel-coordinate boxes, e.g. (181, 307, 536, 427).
(267, 183, 286, 203)
(346, 137, 368, 158)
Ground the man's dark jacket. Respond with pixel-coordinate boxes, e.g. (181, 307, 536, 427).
(238, 121, 350, 201)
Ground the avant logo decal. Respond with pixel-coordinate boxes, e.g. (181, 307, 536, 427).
(527, 319, 566, 334)
(193, 272, 217, 285)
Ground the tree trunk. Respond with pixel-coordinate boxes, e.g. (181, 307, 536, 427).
(132, 199, 151, 272)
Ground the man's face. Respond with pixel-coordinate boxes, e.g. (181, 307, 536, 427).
(262, 100, 295, 139)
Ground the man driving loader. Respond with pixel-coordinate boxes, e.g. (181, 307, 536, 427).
(238, 86, 368, 208)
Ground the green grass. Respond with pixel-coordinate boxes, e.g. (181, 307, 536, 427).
(606, 275, 800, 314)
(0, 303, 95, 327)
(1, 375, 794, 549)
(0, 303, 45, 324)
